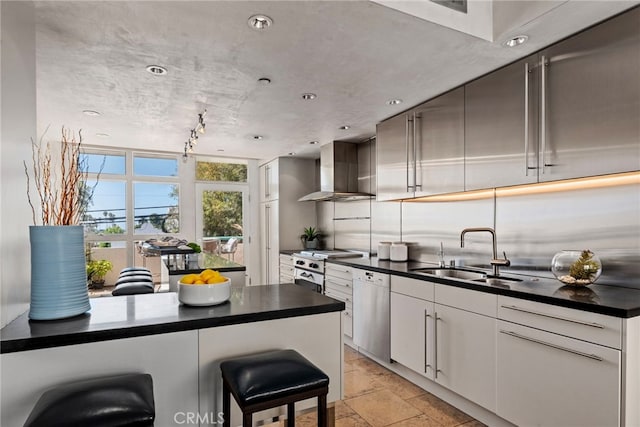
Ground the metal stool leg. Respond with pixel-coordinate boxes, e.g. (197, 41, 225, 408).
(223, 381, 231, 427)
(287, 402, 296, 427)
(318, 393, 327, 427)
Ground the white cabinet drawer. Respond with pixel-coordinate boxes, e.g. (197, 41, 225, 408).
(498, 296, 622, 349)
(325, 275, 352, 292)
(325, 286, 352, 305)
(435, 284, 497, 317)
(391, 275, 434, 301)
(279, 264, 294, 275)
(279, 254, 293, 266)
(497, 320, 620, 427)
(325, 263, 353, 281)
(343, 307, 353, 338)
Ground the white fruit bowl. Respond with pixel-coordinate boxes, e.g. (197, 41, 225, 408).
(178, 277, 231, 306)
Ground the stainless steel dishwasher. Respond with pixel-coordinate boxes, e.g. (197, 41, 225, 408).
(352, 268, 390, 361)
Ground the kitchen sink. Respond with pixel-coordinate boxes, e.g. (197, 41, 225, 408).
(410, 268, 487, 281)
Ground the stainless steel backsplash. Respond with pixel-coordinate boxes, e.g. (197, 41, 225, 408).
(319, 180, 639, 289)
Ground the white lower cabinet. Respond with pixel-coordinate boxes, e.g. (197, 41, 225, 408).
(325, 263, 354, 338)
(497, 320, 620, 427)
(435, 303, 497, 412)
(390, 277, 496, 410)
(390, 291, 431, 375)
(496, 295, 623, 427)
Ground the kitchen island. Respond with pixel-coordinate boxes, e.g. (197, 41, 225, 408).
(1, 284, 344, 426)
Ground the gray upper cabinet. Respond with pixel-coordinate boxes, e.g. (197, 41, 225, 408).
(539, 8, 639, 181)
(413, 88, 465, 197)
(377, 88, 465, 201)
(465, 55, 540, 191)
(377, 112, 412, 201)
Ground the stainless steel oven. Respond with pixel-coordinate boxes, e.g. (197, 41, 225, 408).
(293, 254, 324, 293)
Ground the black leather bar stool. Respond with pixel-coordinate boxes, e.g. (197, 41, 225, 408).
(220, 349, 329, 427)
(24, 373, 155, 427)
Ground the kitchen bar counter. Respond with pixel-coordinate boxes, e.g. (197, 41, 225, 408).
(329, 257, 640, 318)
(1, 284, 345, 426)
(0, 284, 344, 354)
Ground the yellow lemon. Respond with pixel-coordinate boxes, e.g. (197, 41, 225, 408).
(200, 269, 217, 280)
(181, 274, 199, 284)
(207, 276, 227, 284)
(193, 279, 206, 285)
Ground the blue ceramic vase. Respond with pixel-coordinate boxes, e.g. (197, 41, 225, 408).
(29, 225, 91, 320)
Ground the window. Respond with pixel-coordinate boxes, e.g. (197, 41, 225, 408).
(134, 156, 178, 177)
(134, 182, 179, 234)
(196, 160, 247, 182)
(83, 180, 126, 234)
(81, 152, 125, 175)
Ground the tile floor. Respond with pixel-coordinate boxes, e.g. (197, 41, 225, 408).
(267, 345, 486, 427)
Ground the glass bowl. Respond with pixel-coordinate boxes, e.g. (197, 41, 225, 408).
(551, 250, 601, 286)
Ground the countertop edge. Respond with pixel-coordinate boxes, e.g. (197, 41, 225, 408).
(328, 259, 640, 318)
(1, 298, 345, 355)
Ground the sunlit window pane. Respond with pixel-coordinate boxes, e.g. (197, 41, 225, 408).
(82, 180, 126, 234)
(134, 182, 179, 234)
(134, 156, 178, 177)
(81, 153, 125, 174)
(196, 161, 247, 182)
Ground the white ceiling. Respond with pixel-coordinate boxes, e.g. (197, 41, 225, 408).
(34, 0, 637, 162)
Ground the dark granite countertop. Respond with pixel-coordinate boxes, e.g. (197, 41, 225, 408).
(166, 253, 246, 275)
(0, 284, 344, 354)
(328, 257, 640, 318)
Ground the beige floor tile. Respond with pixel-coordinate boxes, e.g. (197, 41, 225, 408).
(406, 393, 472, 427)
(388, 414, 443, 427)
(344, 345, 363, 362)
(349, 357, 391, 377)
(344, 369, 384, 399)
(336, 414, 373, 427)
(374, 372, 426, 400)
(335, 400, 357, 419)
(344, 359, 359, 373)
(458, 420, 487, 427)
(292, 410, 319, 427)
(346, 389, 422, 427)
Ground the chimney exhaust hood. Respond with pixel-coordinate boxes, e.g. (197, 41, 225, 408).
(298, 141, 374, 202)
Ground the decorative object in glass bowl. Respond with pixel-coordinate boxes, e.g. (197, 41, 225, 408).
(178, 269, 231, 306)
(551, 250, 602, 286)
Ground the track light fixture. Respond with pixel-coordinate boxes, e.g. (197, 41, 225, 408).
(183, 109, 207, 161)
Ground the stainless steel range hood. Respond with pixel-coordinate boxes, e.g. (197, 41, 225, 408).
(298, 141, 374, 202)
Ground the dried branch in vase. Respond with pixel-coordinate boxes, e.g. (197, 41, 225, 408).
(24, 126, 101, 226)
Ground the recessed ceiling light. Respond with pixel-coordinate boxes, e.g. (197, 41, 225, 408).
(504, 35, 528, 47)
(217, 149, 225, 152)
(339, 125, 350, 130)
(288, 152, 295, 156)
(145, 65, 167, 75)
(258, 77, 272, 85)
(387, 99, 403, 105)
(95, 133, 110, 138)
(253, 135, 264, 140)
(248, 14, 273, 30)
(83, 110, 101, 116)
(302, 93, 317, 100)
(309, 141, 319, 145)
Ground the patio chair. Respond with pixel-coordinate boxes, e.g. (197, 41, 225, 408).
(220, 238, 239, 261)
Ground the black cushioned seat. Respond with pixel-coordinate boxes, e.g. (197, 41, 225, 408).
(220, 349, 329, 427)
(112, 282, 155, 296)
(24, 373, 155, 427)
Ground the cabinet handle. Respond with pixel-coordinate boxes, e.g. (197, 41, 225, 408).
(500, 330, 603, 362)
(540, 55, 552, 173)
(500, 304, 605, 329)
(524, 62, 536, 175)
(406, 116, 414, 191)
(434, 312, 440, 379)
(413, 113, 420, 191)
(424, 310, 429, 374)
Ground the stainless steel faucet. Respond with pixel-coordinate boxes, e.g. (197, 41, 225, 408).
(438, 242, 446, 267)
(460, 227, 510, 276)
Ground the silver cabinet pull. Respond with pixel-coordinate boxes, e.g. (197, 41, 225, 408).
(540, 55, 548, 173)
(406, 115, 414, 192)
(500, 304, 605, 329)
(434, 311, 440, 379)
(524, 61, 534, 175)
(500, 330, 603, 362)
(424, 310, 429, 374)
(413, 113, 420, 191)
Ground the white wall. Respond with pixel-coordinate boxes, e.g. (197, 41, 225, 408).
(1, 1, 36, 328)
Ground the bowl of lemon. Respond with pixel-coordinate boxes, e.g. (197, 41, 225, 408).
(178, 269, 231, 306)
